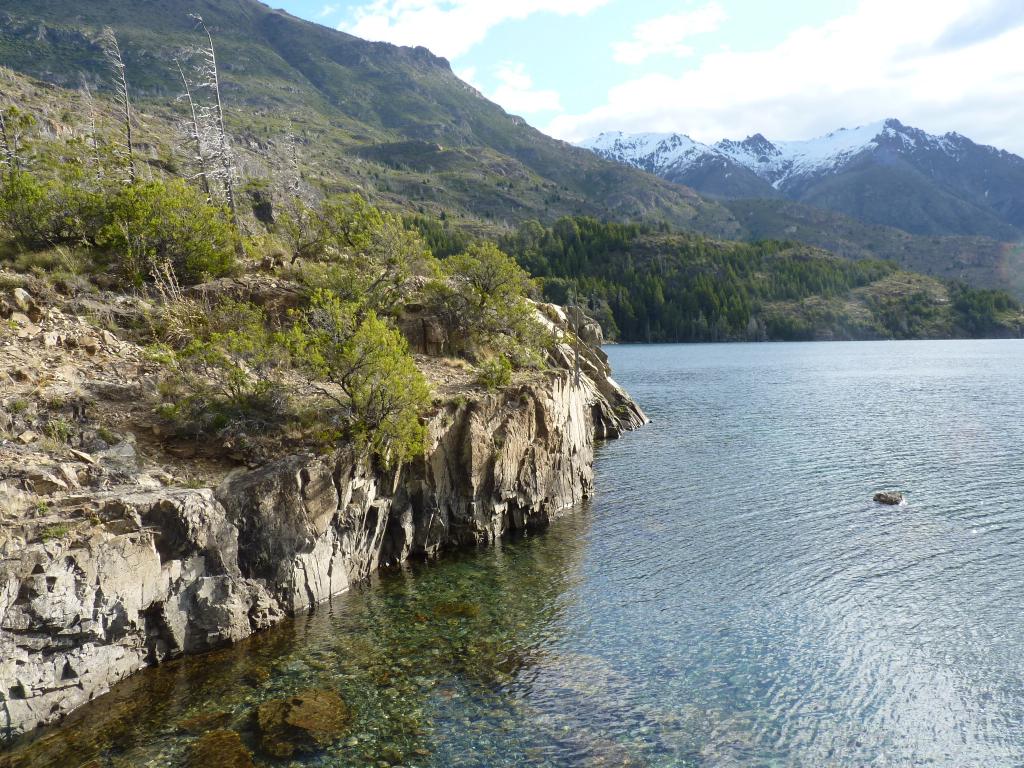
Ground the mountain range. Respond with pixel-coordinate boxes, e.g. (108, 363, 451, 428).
(583, 120, 1024, 241)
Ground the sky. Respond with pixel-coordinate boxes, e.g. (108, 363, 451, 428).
(272, 0, 1024, 154)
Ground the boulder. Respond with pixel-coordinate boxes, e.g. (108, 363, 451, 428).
(11, 287, 41, 321)
(26, 471, 68, 495)
(255, 689, 351, 758)
(188, 730, 255, 768)
(873, 491, 904, 505)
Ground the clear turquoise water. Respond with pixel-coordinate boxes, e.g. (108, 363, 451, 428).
(6, 340, 1024, 767)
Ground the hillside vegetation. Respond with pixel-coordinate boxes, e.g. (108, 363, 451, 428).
(501, 218, 1024, 342)
(0, 58, 554, 467)
(0, 0, 739, 237)
(726, 199, 1024, 300)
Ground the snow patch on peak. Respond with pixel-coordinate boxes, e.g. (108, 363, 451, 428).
(581, 119, 993, 190)
(583, 122, 895, 186)
(770, 120, 886, 180)
(581, 131, 712, 174)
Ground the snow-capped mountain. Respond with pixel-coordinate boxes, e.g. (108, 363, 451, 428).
(582, 120, 1024, 239)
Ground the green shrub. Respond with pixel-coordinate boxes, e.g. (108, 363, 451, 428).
(284, 194, 438, 314)
(40, 523, 69, 541)
(96, 179, 238, 285)
(0, 171, 54, 247)
(43, 416, 74, 444)
(0, 171, 104, 250)
(475, 355, 512, 391)
(158, 301, 288, 440)
(0, 171, 238, 287)
(287, 290, 431, 466)
(428, 242, 551, 367)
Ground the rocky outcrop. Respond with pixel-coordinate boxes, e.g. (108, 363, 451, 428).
(216, 366, 642, 615)
(0, 332, 646, 741)
(0, 488, 284, 742)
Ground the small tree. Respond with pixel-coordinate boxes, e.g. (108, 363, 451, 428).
(429, 242, 550, 366)
(99, 27, 135, 183)
(288, 290, 431, 466)
(285, 194, 439, 314)
(277, 196, 332, 264)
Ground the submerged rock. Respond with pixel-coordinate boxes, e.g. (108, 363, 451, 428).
(178, 710, 232, 735)
(188, 729, 255, 768)
(873, 491, 905, 505)
(256, 689, 351, 758)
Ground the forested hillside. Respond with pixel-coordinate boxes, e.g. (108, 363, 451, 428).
(725, 199, 1024, 300)
(501, 218, 1024, 342)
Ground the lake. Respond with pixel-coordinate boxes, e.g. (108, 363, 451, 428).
(5, 340, 1024, 767)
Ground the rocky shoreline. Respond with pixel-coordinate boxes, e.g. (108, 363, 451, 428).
(0, 310, 646, 743)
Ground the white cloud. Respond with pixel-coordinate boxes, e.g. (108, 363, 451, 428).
(491, 62, 562, 114)
(612, 2, 727, 65)
(339, 0, 611, 60)
(548, 0, 1024, 155)
(317, 3, 340, 18)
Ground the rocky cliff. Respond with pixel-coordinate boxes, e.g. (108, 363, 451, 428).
(0, 305, 646, 742)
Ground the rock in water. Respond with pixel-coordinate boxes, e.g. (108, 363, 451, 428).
(256, 689, 351, 758)
(188, 730, 255, 768)
(873, 491, 904, 505)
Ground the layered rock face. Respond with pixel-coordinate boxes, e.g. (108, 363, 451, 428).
(0, 343, 645, 741)
(0, 488, 284, 742)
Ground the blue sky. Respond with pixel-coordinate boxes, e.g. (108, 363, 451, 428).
(271, 1, 1024, 154)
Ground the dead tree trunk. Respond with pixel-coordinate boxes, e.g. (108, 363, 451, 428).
(100, 27, 135, 183)
(0, 108, 13, 174)
(79, 78, 104, 182)
(175, 58, 211, 197)
(190, 14, 239, 231)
